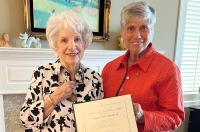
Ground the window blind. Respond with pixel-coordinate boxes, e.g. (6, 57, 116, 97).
(179, 0, 200, 92)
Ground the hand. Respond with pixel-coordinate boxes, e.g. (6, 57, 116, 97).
(133, 103, 144, 123)
(52, 81, 76, 104)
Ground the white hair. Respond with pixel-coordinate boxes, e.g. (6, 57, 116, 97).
(121, 1, 156, 28)
(120, 1, 156, 40)
(46, 10, 93, 51)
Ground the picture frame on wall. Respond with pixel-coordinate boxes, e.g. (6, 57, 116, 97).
(23, 0, 111, 42)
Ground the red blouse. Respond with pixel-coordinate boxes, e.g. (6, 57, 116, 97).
(101, 43, 184, 132)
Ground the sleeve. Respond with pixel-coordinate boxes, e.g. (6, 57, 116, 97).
(90, 71, 104, 100)
(97, 73, 104, 99)
(143, 64, 185, 131)
(101, 62, 110, 85)
(20, 69, 50, 128)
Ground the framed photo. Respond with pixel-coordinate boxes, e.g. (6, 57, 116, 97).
(23, 0, 111, 42)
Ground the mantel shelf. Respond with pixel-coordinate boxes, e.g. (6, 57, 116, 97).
(0, 47, 126, 60)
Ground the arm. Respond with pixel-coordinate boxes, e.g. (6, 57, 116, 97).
(143, 64, 185, 131)
(43, 95, 55, 119)
(20, 68, 75, 128)
(20, 69, 47, 128)
(95, 73, 104, 99)
(43, 81, 74, 119)
(88, 71, 104, 100)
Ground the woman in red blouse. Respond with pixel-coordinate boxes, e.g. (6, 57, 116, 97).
(102, 1, 184, 132)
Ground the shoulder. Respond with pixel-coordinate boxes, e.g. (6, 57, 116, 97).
(103, 55, 124, 70)
(83, 67, 102, 82)
(84, 67, 101, 77)
(31, 62, 59, 81)
(37, 62, 55, 71)
(155, 52, 178, 68)
(34, 62, 58, 75)
(152, 52, 180, 76)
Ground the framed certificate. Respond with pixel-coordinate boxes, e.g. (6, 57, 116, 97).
(73, 94, 138, 132)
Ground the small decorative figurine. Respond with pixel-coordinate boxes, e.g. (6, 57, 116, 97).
(118, 36, 127, 50)
(0, 33, 13, 47)
(19, 32, 41, 48)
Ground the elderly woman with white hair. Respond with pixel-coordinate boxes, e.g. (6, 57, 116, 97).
(102, 1, 184, 132)
(20, 10, 104, 132)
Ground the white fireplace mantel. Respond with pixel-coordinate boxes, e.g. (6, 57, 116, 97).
(0, 48, 127, 94)
(0, 47, 126, 132)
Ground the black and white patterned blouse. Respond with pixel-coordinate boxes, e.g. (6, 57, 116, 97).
(20, 60, 104, 132)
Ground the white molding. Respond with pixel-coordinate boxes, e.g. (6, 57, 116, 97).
(183, 93, 200, 107)
(0, 48, 126, 95)
(174, 0, 188, 66)
(184, 100, 200, 108)
(0, 47, 126, 60)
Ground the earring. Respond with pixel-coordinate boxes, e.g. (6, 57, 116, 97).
(55, 53, 59, 58)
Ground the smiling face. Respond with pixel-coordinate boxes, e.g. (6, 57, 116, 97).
(121, 18, 152, 55)
(55, 28, 85, 70)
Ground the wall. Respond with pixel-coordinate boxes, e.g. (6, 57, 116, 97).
(0, 0, 179, 60)
(0, 0, 189, 132)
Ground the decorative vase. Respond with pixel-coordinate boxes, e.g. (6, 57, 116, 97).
(118, 36, 127, 50)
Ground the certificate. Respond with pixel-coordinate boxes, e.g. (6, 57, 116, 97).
(73, 94, 138, 132)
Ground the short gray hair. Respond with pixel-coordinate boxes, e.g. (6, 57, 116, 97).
(120, 1, 156, 29)
(46, 10, 93, 51)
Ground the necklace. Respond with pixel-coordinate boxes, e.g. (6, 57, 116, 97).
(59, 65, 84, 103)
(67, 92, 77, 102)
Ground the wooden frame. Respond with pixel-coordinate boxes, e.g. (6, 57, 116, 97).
(23, 0, 111, 42)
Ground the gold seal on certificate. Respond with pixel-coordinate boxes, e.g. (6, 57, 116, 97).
(73, 94, 138, 132)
